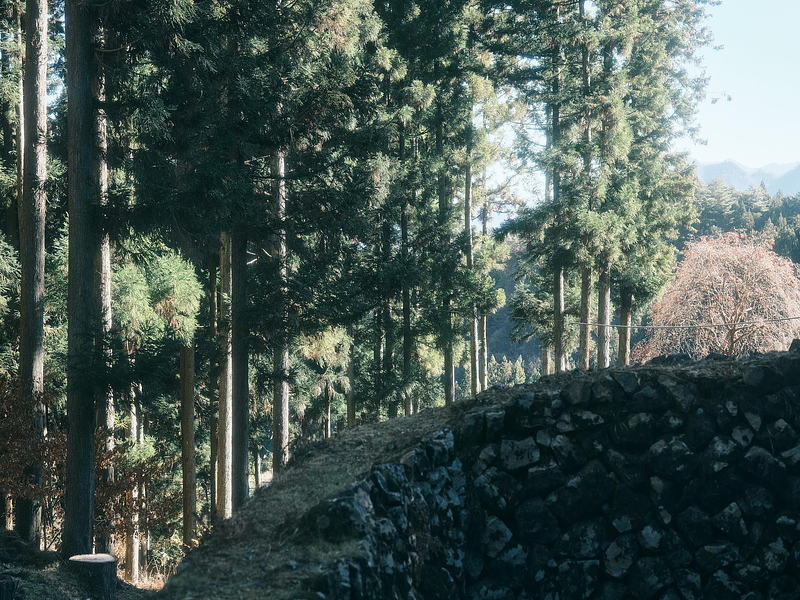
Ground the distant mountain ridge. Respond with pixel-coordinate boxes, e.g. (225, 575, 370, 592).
(695, 160, 800, 195)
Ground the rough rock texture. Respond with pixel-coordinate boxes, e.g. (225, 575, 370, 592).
(172, 347, 800, 599)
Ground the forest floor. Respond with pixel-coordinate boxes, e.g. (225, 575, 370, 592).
(156, 380, 546, 600)
(0, 530, 153, 600)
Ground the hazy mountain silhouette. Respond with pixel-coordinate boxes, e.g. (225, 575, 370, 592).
(695, 160, 800, 194)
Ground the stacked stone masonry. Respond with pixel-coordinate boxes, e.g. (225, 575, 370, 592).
(299, 349, 800, 600)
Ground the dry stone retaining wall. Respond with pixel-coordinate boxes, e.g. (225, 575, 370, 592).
(300, 350, 800, 600)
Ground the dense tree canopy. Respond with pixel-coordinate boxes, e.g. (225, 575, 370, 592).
(3, 0, 797, 588)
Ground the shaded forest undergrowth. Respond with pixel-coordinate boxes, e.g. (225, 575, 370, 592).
(0, 530, 152, 600)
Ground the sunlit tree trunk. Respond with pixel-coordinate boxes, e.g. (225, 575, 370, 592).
(578, 266, 592, 370)
(578, 0, 593, 372)
(208, 262, 218, 521)
(180, 342, 196, 547)
(63, 0, 96, 558)
(618, 289, 632, 366)
(346, 327, 356, 426)
(93, 16, 115, 554)
(401, 126, 413, 417)
(272, 149, 290, 473)
(436, 95, 454, 404)
(597, 257, 612, 368)
(553, 266, 566, 373)
(125, 394, 139, 583)
(216, 233, 233, 518)
(465, 120, 478, 399)
(541, 344, 552, 376)
(324, 380, 332, 439)
(16, 0, 47, 547)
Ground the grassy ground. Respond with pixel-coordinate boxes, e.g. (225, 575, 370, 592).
(0, 530, 153, 600)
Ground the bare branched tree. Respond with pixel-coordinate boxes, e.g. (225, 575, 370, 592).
(634, 234, 800, 361)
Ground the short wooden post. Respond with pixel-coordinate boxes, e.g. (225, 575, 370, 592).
(68, 553, 117, 600)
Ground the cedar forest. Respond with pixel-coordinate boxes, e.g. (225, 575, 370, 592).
(1, 0, 800, 587)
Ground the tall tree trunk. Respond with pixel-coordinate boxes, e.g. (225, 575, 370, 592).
(253, 448, 261, 489)
(7, 1, 23, 249)
(541, 344, 552, 376)
(216, 233, 233, 518)
(1, 497, 10, 530)
(63, 0, 96, 558)
(578, 266, 592, 370)
(553, 266, 566, 373)
(231, 230, 249, 509)
(436, 95, 454, 405)
(92, 15, 114, 554)
(401, 127, 413, 417)
(479, 315, 488, 390)
(479, 171, 489, 393)
(465, 121, 478, 399)
(180, 342, 196, 547)
(550, 7, 566, 375)
(324, 380, 332, 438)
(618, 289, 632, 366)
(373, 309, 382, 401)
(125, 393, 139, 583)
(578, 0, 593, 373)
(346, 328, 356, 427)
(597, 257, 612, 368)
(16, 0, 47, 547)
(208, 262, 218, 522)
(0, 20, 18, 248)
(271, 149, 290, 473)
(382, 218, 396, 417)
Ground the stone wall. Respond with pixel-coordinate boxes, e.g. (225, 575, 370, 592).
(300, 349, 800, 600)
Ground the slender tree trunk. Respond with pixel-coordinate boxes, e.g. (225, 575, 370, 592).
(550, 8, 567, 375)
(436, 96, 454, 405)
(272, 149, 290, 473)
(1, 497, 10, 530)
(63, 0, 96, 558)
(231, 230, 249, 509)
(465, 121, 478, 399)
(597, 257, 611, 368)
(542, 344, 552, 376)
(7, 1, 23, 250)
(618, 289, 632, 366)
(92, 15, 115, 555)
(553, 266, 566, 372)
(208, 263, 218, 521)
(346, 328, 356, 427)
(577, 0, 594, 373)
(216, 233, 233, 518)
(16, 0, 47, 547)
(381, 210, 396, 418)
(373, 309, 382, 399)
(253, 449, 261, 489)
(180, 342, 196, 547)
(578, 266, 592, 370)
(0, 22, 18, 248)
(125, 393, 139, 583)
(480, 171, 489, 393)
(324, 380, 332, 438)
(401, 127, 413, 417)
(479, 315, 488, 390)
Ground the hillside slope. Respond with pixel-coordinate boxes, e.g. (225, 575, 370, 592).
(159, 348, 800, 600)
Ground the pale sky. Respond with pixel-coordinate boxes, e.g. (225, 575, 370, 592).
(676, 0, 800, 168)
